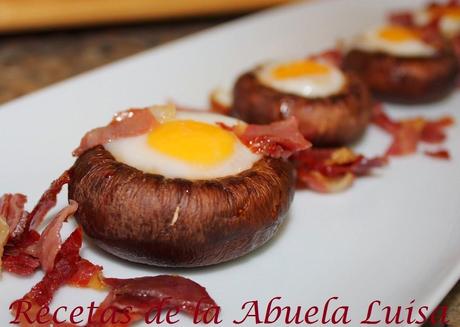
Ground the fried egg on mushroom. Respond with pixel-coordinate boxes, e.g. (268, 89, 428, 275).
(105, 110, 261, 180)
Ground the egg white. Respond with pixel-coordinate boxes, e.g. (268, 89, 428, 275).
(256, 60, 346, 98)
(104, 111, 261, 180)
(352, 25, 436, 58)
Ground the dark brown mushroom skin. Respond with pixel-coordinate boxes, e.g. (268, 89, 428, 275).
(231, 71, 373, 147)
(342, 49, 459, 104)
(68, 145, 295, 267)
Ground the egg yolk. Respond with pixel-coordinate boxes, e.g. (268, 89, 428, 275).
(378, 26, 420, 42)
(147, 120, 235, 165)
(272, 60, 330, 79)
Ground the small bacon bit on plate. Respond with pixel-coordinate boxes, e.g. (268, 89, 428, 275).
(388, 11, 415, 27)
(0, 193, 27, 239)
(31, 200, 78, 273)
(425, 149, 451, 160)
(309, 48, 344, 67)
(294, 148, 387, 193)
(68, 258, 105, 290)
(28, 170, 70, 231)
(89, 275, 219, 326)
(2, 231, 41, 276)
(73, 108, 158, 157)
(9, 229, 86, 327)
(372, 103, 455, 157)
(210, 87, 233, 115)
(18, 228, 84, 307)
(1, 170, 72, 276)
(10, 228, 218, 327)
(221, 117, 312, 159)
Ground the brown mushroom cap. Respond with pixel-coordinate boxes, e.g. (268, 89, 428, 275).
(231, 71, 373, 147)
(68, 145, 295, 267)
(343, 49, 459, 104)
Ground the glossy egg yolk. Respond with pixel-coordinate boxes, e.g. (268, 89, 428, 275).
(272, 60, 331, 79)
(378, 26, 420, 42)
(147, 120, 235, 165)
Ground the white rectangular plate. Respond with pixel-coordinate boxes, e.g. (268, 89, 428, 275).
(1, 0, 460, 326)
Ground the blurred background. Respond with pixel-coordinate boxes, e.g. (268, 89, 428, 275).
(0, 1, 458, 325)
(0, 0, 290, 103)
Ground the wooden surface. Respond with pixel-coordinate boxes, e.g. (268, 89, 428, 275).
(0, 0, 293, 33)
(0, 17, 458, 327)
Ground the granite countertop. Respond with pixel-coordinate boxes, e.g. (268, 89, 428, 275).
(0, 18, 458, 327)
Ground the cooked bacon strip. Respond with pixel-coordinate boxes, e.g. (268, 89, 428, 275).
(2, 251, 40, 276)
(221, 117, 311, 159)
(372, 103, 454, 156)
(386, 124, 420, 156)
(0, 193, 27, 239)
(87, 275, 219, 326)
(28, 170, 70, 231)
(17, 228, 83, 307)
(299, 171, 356, 193)
(294, 148, 387, 193)
(73, 108, 157, 157)
(425, 149, 451, 160)
(309, 48, 343, 67)
(2, 231, 41, 276)
(0, 171, 71, 276)
(68, 258, 104, 290)
(30, 201, 78, 273)
(421, 116, 455, 143)
(388, 11, 414, 26)
(11, 227, 218, 327)
(9, 229, 84, 327)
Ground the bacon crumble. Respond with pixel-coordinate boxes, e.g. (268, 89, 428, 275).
(372, 103, 454, 157)
(294, 148, 387, 193)
(220, 117, 312, 159)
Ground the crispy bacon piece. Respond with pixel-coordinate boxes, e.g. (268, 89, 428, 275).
(294, 148, 387, 193)
(221, 117, 311, 159)
(87, 275, 219, 327)
(73, 108, 157, 157)
(1, 171, 72, 275)
(28, 170, 70, 231)
(0, 193, 27, 239)
(2, 231, 41, 276)
(386, 123, 420, 156)
(68, 258, 104, 290)
(19, 228, 83, 307)
(388, 11, 415, 27)
(30, 201, 78, 273)
(421, 116, 455, 143)
(425, 149, 451, 160)
(11, 229, 218, 327)
(299, 171, 356, 193)
(2, 252, 40, 276)
(372, 103, 455, 156)
(9, 229, 84, 327)
(309, 48, 344, 67)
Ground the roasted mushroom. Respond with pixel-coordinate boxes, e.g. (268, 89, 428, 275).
(343, 25, 459, 104)
(230, 56, 373, 147)
(69, 106, 310, 267)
